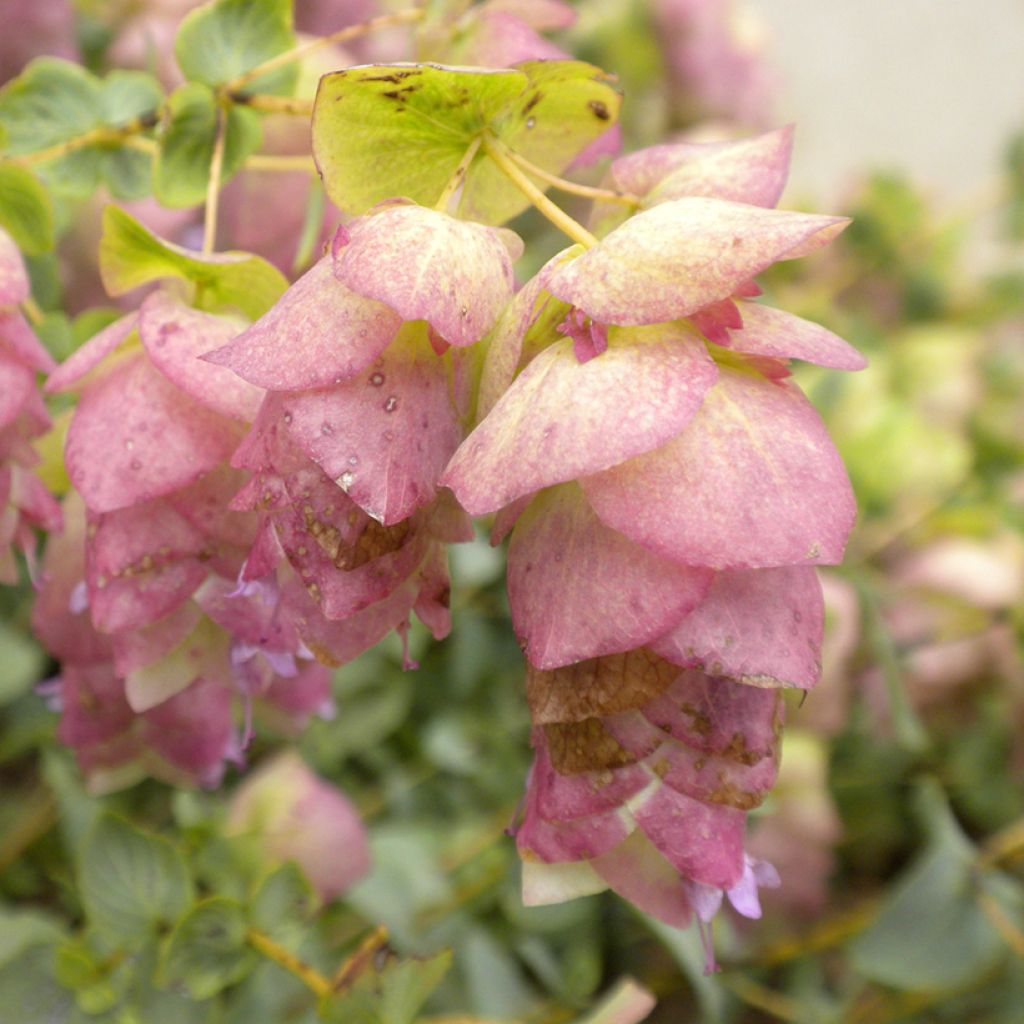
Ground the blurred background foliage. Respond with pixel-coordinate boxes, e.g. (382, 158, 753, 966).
(1, 1, 1023, 1022)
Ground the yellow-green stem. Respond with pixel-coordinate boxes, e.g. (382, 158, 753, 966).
(21, 296, 45, 327)
(232, 93, 314, 116)
(202, 104, 228, 255)
(483, 135, 597, 248)
(223, 8, 425, 95)
(434, 136, 483, 212)
(503, 146, 639, 206)
(246, 928, 331, 997)
(11, 113, 155, 167)
(330, 924, 389, 991)
(244, 152, 318, 173)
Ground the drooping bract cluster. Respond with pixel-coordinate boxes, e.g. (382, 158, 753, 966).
(206, 202, 521, 667)
(34, 240, 340, 790)
(441, 127, 864, 967)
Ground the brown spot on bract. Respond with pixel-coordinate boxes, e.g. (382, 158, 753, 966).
(527, 648, 681, 724)
(523, 92, 542, 116)
(588, 100, 610, 121)
(544, 719, 636, 774)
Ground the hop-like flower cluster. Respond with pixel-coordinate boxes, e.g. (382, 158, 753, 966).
(207, 203, 521, 665)
(441, 127, 864, 966)
(0, 228, 61, 582)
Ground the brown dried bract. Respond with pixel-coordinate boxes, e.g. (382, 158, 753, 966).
(527, 648, 680, 725)
(544, 718, 637, 774)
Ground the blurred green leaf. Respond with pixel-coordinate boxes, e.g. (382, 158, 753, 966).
(0, 60, 161, 200)
(154, 83, 262, 208)
(159, 898, 259, 1000)
(319, 949, 451, 1024)
(0, 164, 54, 254)
(99, 205, 287, 319)
(0, 622, 45, 706)
(79, 814, 194, 944)
(850, 781, 1021, 991)
(175, 0, 298, 96)
(0, 908, 65, 967)
(250, 863, 320, 948)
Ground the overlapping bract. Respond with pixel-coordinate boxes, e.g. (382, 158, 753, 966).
(37, 274, 338, 790)
(0, 227, 61, 582)
(206, 203, 520, 665)
(442, 129, 863, 957)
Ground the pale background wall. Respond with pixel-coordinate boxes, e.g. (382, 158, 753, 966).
(746, 0, 1024, 206)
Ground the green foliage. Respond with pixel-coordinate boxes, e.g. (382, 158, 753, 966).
(159, 898, 259, 999)
(175, 0, 299, 96)
(850, 782, 1024, 991)
(99, 205, 287, 319)
(0, 59, 161, 199)
(0, 164, 54, 254)
(79, 813, 194, 944)
(250, 864, 320, 947)
(312, 61, 621, 224)
(154, 83, 262, 208)
(320, 950, 452, 1024)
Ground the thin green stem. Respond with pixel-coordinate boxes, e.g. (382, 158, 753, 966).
(330, 924, 389, 991)
(202, 103, 229, 255)
(246, 928, 331, 997)
(223, 8, 425, 95)
(482, 134, 598, 248)
(230, 93, 314, 117)
(11, 113, 158, 166)
(503, 146, 639, 206)
(434, 136, 483, 212)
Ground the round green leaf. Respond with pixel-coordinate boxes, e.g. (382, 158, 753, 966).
(175, 0, 298, 96)
(0, 164, 54, 254)
(312, 61, 621, 225)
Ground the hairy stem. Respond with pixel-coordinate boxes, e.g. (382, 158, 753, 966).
(223, 8, 426, 94)
(504, 147, 639, 206)
(202, 104, 228, 255)
(246, 928, 331, 997)
(482, 134, 598, 248)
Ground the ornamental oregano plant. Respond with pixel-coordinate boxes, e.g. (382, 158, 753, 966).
(0, 0, 864, 1017)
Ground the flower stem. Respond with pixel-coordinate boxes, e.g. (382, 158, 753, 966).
(21, 296, 45, 327)
(11, 113, 158, 167)
(230, 93, 314, 117)
(482, 134, 598, 248)
(202, 103, 228, 255)
(223, 8, 426, 95)
(503, 146, 639, 206)
(246, 927, 331, 997)
(244, 153, 318, 173)
(434, 136, 483, 212)
(330, 924, 389, 991)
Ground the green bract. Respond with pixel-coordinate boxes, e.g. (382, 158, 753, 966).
(99, 206, 288, 320)
(175, 0, 299, 97)
(312, 61, 621, 225)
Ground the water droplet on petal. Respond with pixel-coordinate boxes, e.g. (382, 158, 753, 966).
(384, 396, 399, 413)
(347, 455, 359, 466)
(526, 116, 536, 129)
(369, 373, 385, 386)
(124, 439, 134, 451)
(283, 412, 293, 424)
(382, 430, 395, 442)
(337, 471, 355, 491)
